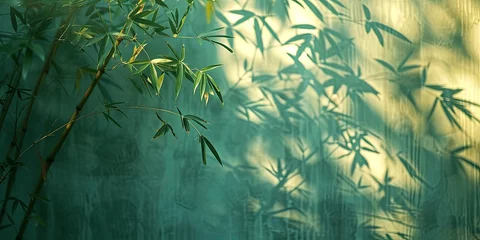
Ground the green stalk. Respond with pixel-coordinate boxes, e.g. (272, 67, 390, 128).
(15, 3, 144, 239)
(0, 13, 73, 226)
(0, 54, 22, 133)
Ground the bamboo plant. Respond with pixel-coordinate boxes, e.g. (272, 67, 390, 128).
(0, 0, 229, 238)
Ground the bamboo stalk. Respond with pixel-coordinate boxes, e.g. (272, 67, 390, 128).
(0, 54, 22, 133)
(0, 13, 73, 226)
(15, 3, 144, 239)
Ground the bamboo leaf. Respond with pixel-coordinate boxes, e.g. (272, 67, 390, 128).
(209, 40, 234, 53)
(253, 18, 264, 54)
(132, 17, 162, 28)
(155, 0, 168, 8)
(201, 64, 222, 72)
(304, 0, 324, 22)
(372, 22, 412, 44)
(9, 7, 18, 32)
(102, 112, 122, 128)
(362, 4, 371, 20)
(194, 71, 203, 93)
(175, 63, 184, 99)
(261, 17, 281, 43)
(152, 124, 169, 140)
(203, 136, 223, 166)
(200, 136, 207, 165)
(156, 72, 164, 95)
(180, 44, 185, 61)
(374, 59, 397, 74)
(372, 27, 384, 46)
(292, 24, 316, 29)
(319, 0, 338, 15)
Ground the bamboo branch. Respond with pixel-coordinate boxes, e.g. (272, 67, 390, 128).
(15, 3, 144, 239)
(0, 13, 73, 226)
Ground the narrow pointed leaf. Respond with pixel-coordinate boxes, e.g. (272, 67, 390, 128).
(203, 136, 223, 166)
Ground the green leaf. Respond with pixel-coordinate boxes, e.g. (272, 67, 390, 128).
(180, 44, 185, 61)
(175, 63, 184, 99)
(200, 136, 207, 165)
(150, 63, 158, 85)
(155, 0, 168, 8)
(97, 35, 108, 65)
(372, 27, 384, 46)
(166, 42, 180, 59)
(133, 17, 162, 28)
(168, 18, 177, 36)
(197, 27, 225, 38)
(261, 17, 281, 43)
(319, 0, 338, 15)
(206, 74, 223, 104)
(152, 124, 169, 139)
(201, 64, 222, 72)
(156, 72, 165, 95)
(362, 4, 371, 20)
(253, 18, 264, 54)
(284, 33, 312, 45)
(85, 34, 106, 47)
(194, 71, 203, 93)
(209, 40, 234, 53)
(200, 73, 207, 99)
(374, 59, 397, 74)
(9, 7, 18, 32)
(102, 112, 122, 128)
(133, 63, 149, 75)
(230, 10, 255, 26)
(292, 24, 316, 29)
(304, 0, 324, 22)
(371, 22, 412, 44)
(203, 136, 223, 166)
(185, 115, 208, 123)
(182, 117, 190, 133)
(398, 49, 415, 70)
(252, 74, 275, 82)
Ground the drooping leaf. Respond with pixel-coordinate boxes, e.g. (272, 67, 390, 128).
(175, 63, 184, 99)
(156, 72, 164, 95)
(362, 4, 371, 20)
(253, 18, 264, 54)
(372, 27, 384, 46)
(203, 136, 223, 166)
(152, 124, 169, 140)
(374, 59, 397, 74)
(261, 17, 281, 43)
(102, 112, 122, 128)
(9, 7, 18, 32)
(304, 0, 324, 22)
(371, 22, 412, 44)
(200, 136, 207, 165)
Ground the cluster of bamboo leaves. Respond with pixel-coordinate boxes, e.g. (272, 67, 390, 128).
(0, 0, 231, 236)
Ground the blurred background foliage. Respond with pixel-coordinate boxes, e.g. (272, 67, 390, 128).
(1, 0, 480, 239)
